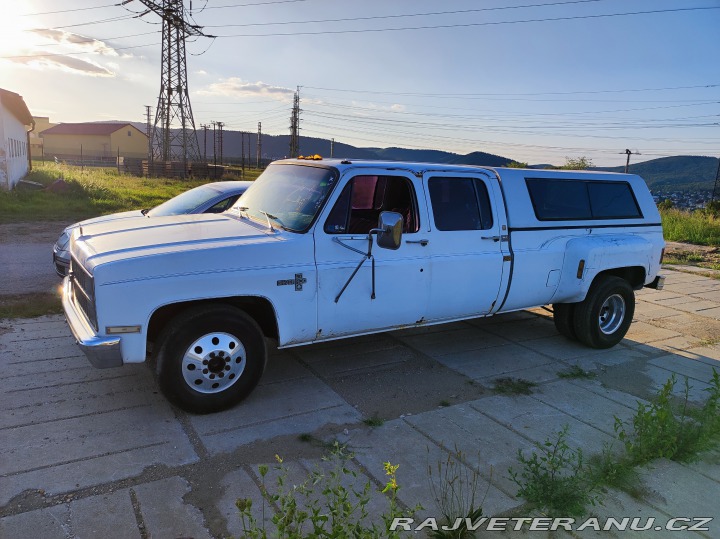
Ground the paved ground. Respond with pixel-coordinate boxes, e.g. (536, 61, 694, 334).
(1, 267, 720, 538)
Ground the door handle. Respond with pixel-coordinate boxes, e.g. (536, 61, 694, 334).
(481, 235, 508, 242)
(405, 239, 429, 246)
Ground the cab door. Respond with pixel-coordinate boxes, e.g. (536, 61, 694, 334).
(314, 170, 431, 339)
(423, 172, 508, 321)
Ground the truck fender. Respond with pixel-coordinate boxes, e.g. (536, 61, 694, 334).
(551, 235, 653, 304)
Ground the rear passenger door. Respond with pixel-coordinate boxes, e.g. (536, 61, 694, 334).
(423, 172, 507, 321)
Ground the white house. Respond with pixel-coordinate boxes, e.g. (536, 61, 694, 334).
(0, 88, 34, 190)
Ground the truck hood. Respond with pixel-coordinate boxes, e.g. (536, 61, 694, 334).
(72, 213, 279, 277)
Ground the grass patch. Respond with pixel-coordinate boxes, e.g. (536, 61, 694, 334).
(363, 415, 385, 427)
(438, 399, 451, 407)
(0, 162, 261, 223)
(660, 208, 720, 246)
(0, 292, 63, 319)
(557, 365, 597, 380)
(492, 377, 537, 395)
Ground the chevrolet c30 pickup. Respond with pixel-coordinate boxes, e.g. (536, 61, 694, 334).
(63, 159, 665, 413)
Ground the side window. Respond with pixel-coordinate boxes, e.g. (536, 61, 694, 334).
(428, 177, 493, 231)
(526, 179, 642, 220)
(205, 195, 240, 214)
(324, 175, 419, 234)
(588, 182, 642, 218)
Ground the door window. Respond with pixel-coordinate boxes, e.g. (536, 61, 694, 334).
(428, 177, 494, 231)
(324, 175, 419, 234)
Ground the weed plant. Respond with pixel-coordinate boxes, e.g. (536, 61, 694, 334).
(427, 448, 486, 538)
(236, 443, 418, 538)
(509, 425, 596, 517)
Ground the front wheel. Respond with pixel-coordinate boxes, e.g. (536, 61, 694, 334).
(155, 305, 267, 413)
(573, 276, 634, 349)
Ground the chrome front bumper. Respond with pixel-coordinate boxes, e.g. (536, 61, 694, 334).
(62, 277, 123, 369)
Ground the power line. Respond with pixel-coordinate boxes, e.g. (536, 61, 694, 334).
(214, 7, 720, 37)
(204, 0, 612, 28)
(304, 83, 720, 98)
(19, 3, 119, 16)
(203, 0, 311, 11)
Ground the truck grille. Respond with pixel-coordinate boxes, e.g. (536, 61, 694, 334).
(71, 255, 98, 331)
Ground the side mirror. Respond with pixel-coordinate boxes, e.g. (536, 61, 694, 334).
(375, 211, 403, 250)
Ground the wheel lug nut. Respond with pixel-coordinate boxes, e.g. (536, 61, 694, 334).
(225, 365, 231, 371)
(202, 359, 208, 365)
(210, 374, 215, 379)
(203, 369, 208, 374)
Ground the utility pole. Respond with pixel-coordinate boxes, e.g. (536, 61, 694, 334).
(711, 157, 720, 203)
(217, 121, 224, 165)
(289, 86, 301, 158)
(212, 121, 217, 166)
(624, 148, 640, 173)
(200, 124, 208, 162)
(129, 0, 211, 176)
(257, 122, 262, 168)
(241, 131, 245, 173)
(144, 105, 152, 163)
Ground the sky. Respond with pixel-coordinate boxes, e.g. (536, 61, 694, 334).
(0, 0, 718, 167)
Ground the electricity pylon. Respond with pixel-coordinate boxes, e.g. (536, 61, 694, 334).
(130, 0, 209, 173)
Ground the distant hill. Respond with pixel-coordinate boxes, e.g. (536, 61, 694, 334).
(597, 156, 719, 193)
(96, 121, 718, 192)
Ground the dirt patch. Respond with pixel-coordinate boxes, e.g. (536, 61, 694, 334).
(0, 221, 68, 243)
(664, 241, 720, 272)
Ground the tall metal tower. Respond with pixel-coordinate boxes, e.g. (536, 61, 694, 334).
(289, 87, 301, 158)
(133, 0, 207, 172)
(256, 122, 262, 168)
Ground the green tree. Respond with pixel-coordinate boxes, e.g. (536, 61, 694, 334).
(561, 156, 593, 170)
(507, 161, 530, 169)
(658, 199, 674, 210)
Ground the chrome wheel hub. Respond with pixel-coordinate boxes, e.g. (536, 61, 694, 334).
(599, 294, 625, 335)
(182, 332, 246, 394)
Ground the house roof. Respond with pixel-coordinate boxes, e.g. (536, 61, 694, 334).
(41, 122, 145, 136)
(0, 88, 33, 126)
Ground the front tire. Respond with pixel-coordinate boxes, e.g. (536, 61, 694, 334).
(573, 276, 634, 349)
(155, 305, 267, 414)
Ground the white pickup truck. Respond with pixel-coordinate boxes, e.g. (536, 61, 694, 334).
(63, 159, 665, 413)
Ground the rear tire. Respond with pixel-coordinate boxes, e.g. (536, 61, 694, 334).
(553, 303, 577, 341)
(154, 304, 267, 414)
(573, 276, 634, 349)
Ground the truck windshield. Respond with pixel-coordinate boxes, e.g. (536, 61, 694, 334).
(231, 164, 338, 233)
(147, 184, 220, 217)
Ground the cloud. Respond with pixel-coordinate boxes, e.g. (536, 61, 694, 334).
(6, 51, 114, 77)
(29, 29, 120, 56)
(198, 78, 294, 100)
(195, 69, 208, 76)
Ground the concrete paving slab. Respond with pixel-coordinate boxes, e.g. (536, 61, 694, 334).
(470, 395, 615, 455)
(566, 347, 649, 373)
(304, 345, 416, 378)
(582, 489, 706, 538)
(638, 459, 720, 536)
(643, 364, 711, 403)
(431, 343, 555, 381)
(531, 380, 636, 436)
(622, 321, 683, 344)
(647, 313, 720, 341)
(481, 316, 560, 342)
(0, 398, 197, 505)
(695, 306, 720, 319)
(631, 335, 702, 355)
(133, 477, 211, 539)
(218, 467, 272, 539)
(521, 335, 617, 361)
(396, 326, 509, 357)
(189, 375, 361, 454)
(0, 503, 70, 539)
(478, 362, 565, 386)
(350, 419, 519, 518)
(685, 447, 720, 483)
(672, 300, 720, 313)
(649, 354, 720, 384)
(293, 333, 399, 363)
(633, 301, 681, 321)
(70, 490, 141, 539)
(405, 404, 537, 496)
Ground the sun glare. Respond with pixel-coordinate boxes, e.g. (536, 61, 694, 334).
(0, 3, 41, 56)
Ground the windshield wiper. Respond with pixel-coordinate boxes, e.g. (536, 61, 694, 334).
(260, 210, 287, 232)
